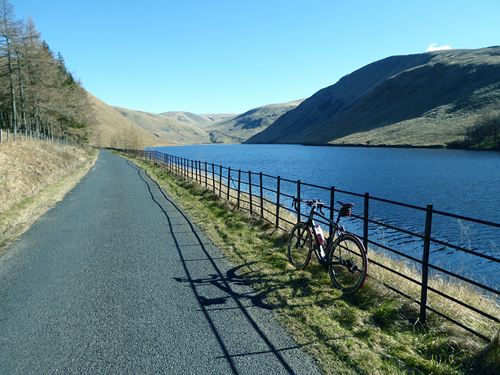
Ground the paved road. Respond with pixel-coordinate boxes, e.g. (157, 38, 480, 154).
(0, 151, 321, 374)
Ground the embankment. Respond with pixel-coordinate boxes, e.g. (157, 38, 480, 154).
(0, 140, 97, 252)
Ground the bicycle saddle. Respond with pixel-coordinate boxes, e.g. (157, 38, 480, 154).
(337, 201, 354, 217)
(336, 201, 354, 209)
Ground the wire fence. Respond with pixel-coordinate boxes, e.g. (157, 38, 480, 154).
(122, 148, 500, 342)
(0, 128, 72, 144)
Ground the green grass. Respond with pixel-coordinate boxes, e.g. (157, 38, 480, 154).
(125, 154, 498, 375)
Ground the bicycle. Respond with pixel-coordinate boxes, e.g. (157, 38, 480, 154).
(287, 197, 368, 294)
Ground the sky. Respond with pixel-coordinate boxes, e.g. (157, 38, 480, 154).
(11, 0, 500, 114)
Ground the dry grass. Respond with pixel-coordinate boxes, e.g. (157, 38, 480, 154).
(0, 140, 97, 252)
(87, 93, 176, 148)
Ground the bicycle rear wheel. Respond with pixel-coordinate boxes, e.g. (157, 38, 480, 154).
(287, 222, 313, 269)
(328, 233, 367, 294)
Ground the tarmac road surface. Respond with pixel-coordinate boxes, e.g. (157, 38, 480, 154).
(0, 151, 321, 374)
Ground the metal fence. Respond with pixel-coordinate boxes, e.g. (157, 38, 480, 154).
(123, 148, 500, 341)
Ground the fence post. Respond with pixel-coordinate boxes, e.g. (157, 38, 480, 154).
(205, 162, 208, 188)
(329, 186, 335, 238)
(419, 204, 433, 324)
(248, 171, 253, 214)
(297, 180, 301, 223)
(237, 170, 241, 209)
(212, 163, 215, 193)
(219, 165, 222, 197)
(259, 172, 264, 218)
(198, 160, 201, 184)
(227, 167, 231, 201)
(275, 176, 281, 229)
(363, 193, 370, 250)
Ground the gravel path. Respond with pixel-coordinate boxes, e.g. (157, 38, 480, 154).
(0, 150, 321, 374)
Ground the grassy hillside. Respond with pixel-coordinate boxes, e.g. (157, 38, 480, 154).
(0, 140, 97, 252)
(198, 113, 237, 127)
(247, 47, 500, 148)
(207, 100, 302, 143)
(114, 107, 212, 144)
(88, 94, 174, 148)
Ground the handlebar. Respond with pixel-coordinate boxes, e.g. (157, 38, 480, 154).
(292, 196, 325, 215)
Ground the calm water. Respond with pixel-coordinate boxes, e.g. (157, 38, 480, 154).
(151, 144, 500, 288)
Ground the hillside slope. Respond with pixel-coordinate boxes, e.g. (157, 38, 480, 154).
(114, 108, 212, 144)
(88, 94, 173, 148)
(207, 100, 302, 143)
(246, 47, 500, 147)
(0, 140, 96, 251)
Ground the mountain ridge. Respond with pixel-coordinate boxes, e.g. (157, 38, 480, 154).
(246, 47, 500, 147)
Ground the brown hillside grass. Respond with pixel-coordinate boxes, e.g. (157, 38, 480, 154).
(0, 140, 97, 252)
(87, 94, 176, 148)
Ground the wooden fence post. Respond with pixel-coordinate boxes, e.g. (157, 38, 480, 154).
(275, 176, 281, 229)
(419, 204, 433, 324)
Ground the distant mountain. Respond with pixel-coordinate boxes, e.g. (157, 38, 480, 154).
(88, 94, 173, 148)
(198, 113, 237, 127)
(246, 47, 500, 147)
(114, 108, 211, 144)
(207, 100, 302, 143)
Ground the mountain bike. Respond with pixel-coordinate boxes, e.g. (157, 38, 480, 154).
(287, 197, 368, 294)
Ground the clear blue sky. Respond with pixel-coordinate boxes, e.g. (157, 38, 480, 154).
(12, 0, 500, 114)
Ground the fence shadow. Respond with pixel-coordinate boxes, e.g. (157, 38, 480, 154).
(126, 159, 313, 374)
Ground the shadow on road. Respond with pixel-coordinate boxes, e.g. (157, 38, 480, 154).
(126, 160, 305, 375)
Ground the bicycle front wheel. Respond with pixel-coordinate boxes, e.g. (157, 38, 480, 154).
(328, 233, 367, 294)
(287, 222, 313, 269)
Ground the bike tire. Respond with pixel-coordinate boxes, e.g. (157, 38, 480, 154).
(287, 222, 313, 269)
(328, 233, 367, 294)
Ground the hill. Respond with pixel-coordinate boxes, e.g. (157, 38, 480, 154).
(246, 47, 500, 147)
(114, 108, 212, 145)
(206, 100, 302, 143)
(88, 95, 174, 148)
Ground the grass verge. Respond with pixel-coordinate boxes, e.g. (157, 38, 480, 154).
(0, 140, 97, 253)
(125, 154, 499, 375)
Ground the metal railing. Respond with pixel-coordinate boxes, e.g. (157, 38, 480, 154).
(123, 148, 500, 341)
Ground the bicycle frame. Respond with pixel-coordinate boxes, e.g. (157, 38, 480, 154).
(304, 204, 343, 263)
